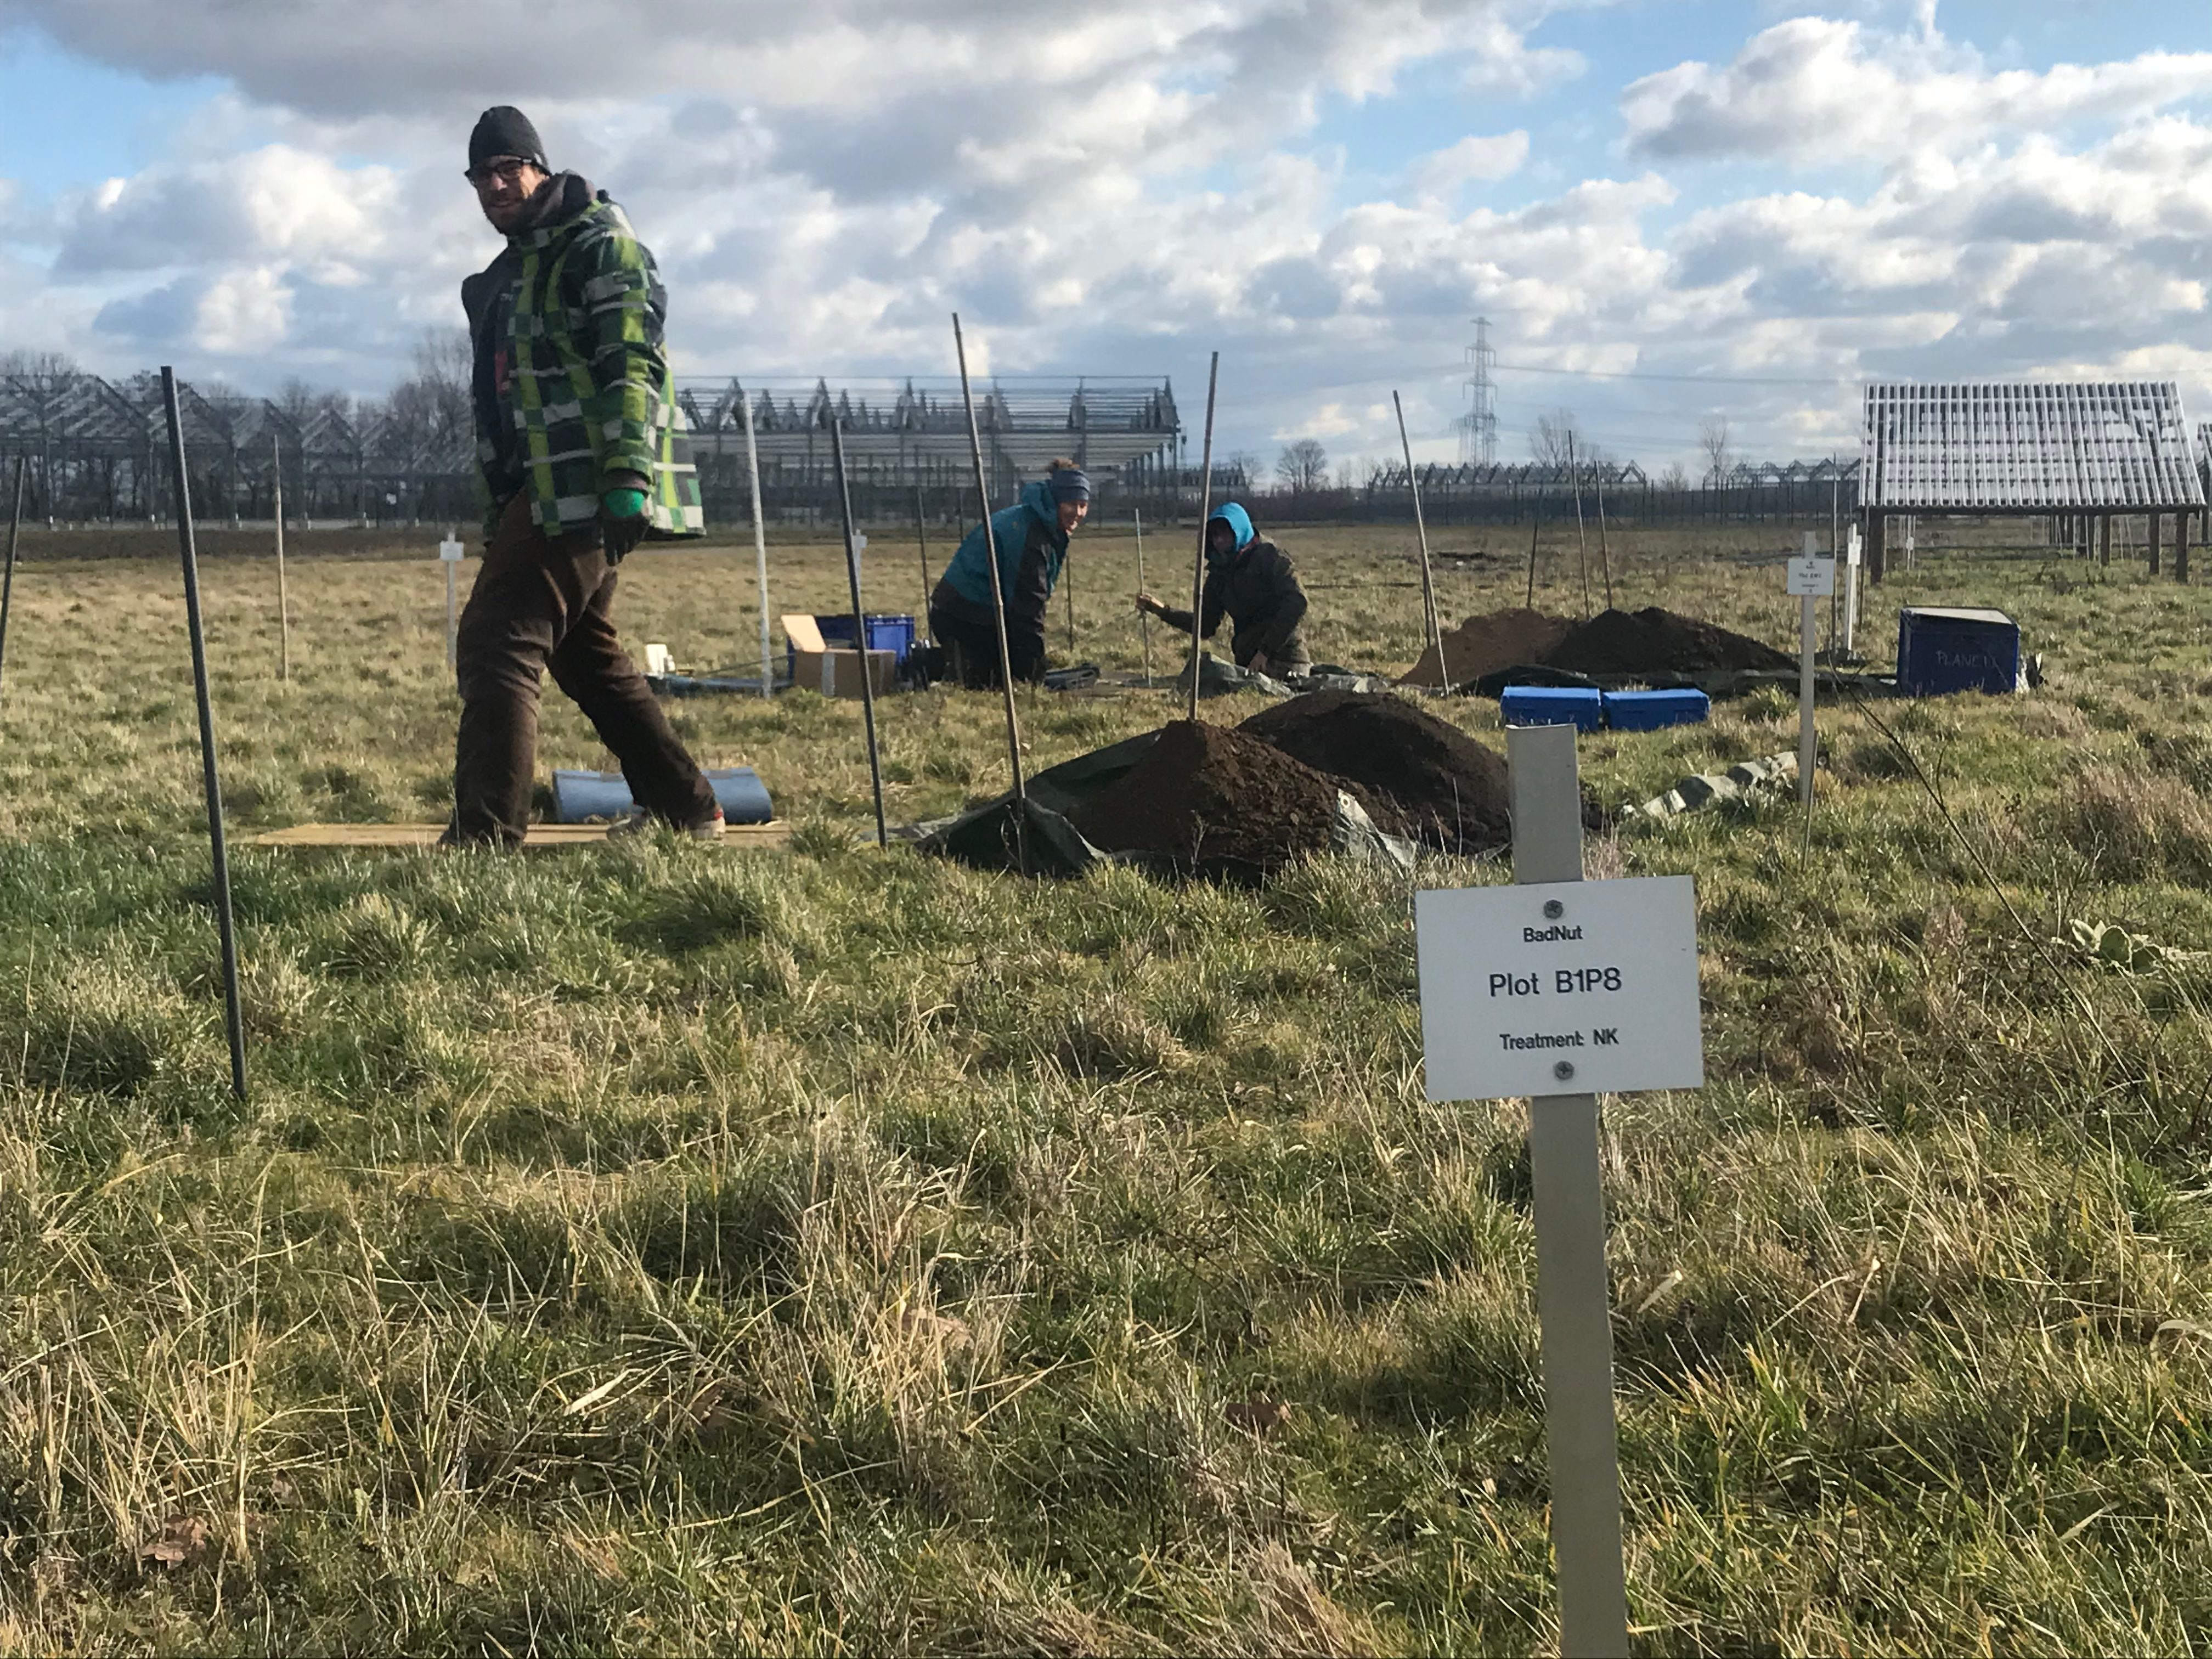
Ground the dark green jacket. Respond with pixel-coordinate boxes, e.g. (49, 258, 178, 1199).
(1158, 536, 1310, 667)
(461, 173, 703, 537)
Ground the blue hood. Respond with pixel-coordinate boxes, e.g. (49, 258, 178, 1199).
(1207, 501, 1256, 557)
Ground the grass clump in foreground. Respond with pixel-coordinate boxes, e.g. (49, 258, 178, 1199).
(2, 524, 2212, 1651)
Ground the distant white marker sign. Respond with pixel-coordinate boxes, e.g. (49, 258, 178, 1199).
(1786, 554, 1835, 596)
(438, 537, 465, 563)
(1417, 877, 1705, 1101)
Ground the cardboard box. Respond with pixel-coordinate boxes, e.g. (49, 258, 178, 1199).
(782, 614, 896, 699)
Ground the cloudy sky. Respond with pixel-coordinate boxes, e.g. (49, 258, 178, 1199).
(1, 0, 2207, 473)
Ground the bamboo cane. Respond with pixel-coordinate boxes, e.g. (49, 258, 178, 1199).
(1186, 352, 1220, 723)
(913, 485, 932, 645)
(0, 456, 24, 706)
(1568, 432, 1591, 619)
(1526, 515, 1539, 610)
(1393, 391, 1449, 694)
(1593, 453, 1613, 611)
(828, 416, 888, 848)
(1135, 508, 1153, 686)
(272, 434, 291, 681)
(951, 314, 1029, 870)
(741, 391, 772, 697)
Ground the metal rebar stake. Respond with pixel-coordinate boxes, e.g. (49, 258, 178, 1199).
(1508, 721, 1629, 1658)
(160, 368, 248, 1102)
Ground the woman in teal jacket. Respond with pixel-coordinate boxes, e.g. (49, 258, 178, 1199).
(928, 459, 1090, 687)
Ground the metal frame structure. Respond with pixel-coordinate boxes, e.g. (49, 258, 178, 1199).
(1859, 381, 2207, 582)
(674, 376, 1180, 521)
(0, 369, 1178, 531)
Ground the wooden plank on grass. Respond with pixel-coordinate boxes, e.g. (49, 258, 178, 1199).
(249, 821, 792, 850)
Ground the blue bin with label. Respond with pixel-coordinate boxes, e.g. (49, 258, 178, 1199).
(1602, 688, 1710, 731)
(1501, 685, 1603, 731)
(1897, 607, 2019, 696)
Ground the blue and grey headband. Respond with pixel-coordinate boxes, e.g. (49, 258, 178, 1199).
(1047, 467, 1092, 505)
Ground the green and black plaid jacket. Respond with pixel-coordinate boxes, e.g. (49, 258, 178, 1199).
(462, 178, 704, 538)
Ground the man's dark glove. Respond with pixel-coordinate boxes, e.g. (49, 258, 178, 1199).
(600, 484, 650, 562)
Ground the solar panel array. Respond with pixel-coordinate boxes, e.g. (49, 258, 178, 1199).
(1860, 382, 2206, 511)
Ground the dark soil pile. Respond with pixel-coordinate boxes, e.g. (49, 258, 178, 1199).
(1541, 606, 1792, 675)
(1398, 608, 1575, 688)
(1238, 690, 1517, 854)
(1069, 720, 1356, 876)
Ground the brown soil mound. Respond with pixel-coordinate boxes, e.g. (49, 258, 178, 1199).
(1541, 606, 1792, 675)
(1238, 690, 1516, 854)
(1069, 720, 1355, 875)
(1399, 608, 1574, 687)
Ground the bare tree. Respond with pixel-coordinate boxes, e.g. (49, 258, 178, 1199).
(1658, 462, 1689, 492)
(0, 349, 78, 379)
(1529, 408, 1581, 469)
(1697, 416, 1731, 486)
(1275, 437, 1329, 493)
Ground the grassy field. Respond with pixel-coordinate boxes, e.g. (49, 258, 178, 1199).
(3, 512, 2212, 1654)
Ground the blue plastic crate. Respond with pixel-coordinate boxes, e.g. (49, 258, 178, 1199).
(816, 613, 916, 662)
(1602, 688, 1710, 731)
(788, 613, 916, 684)
(1897, 607, 2019, 696)
(1501, 685, 1602, 731)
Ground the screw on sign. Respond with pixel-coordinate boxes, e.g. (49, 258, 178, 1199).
(1414, 723, 1705, 1658)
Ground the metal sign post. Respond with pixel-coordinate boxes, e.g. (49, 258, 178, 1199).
(1786, 534, 1836, 840)
(439, 533, 465, 665)
(159, 366, 249, 1103)
(1415, 723, 1707, 1658)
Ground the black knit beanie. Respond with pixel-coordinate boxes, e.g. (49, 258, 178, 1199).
(469, 106, 547, 172)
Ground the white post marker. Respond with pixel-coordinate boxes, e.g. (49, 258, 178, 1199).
(439, 531, 465, 667)
(1843, 524, 1863, 657)
(1786, 533, 1835, 821)
(1415, 723, 1705, 1659)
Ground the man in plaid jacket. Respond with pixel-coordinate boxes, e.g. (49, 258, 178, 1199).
(446, 105, 721, 847)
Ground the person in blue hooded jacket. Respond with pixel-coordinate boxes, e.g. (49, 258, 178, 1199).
(928, 458, 1090, 687)
(1137, 502, 1311, 676)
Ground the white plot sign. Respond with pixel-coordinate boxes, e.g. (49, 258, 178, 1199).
(1786, 552, 1836, 595)
(1416, 876, 1704, 1100)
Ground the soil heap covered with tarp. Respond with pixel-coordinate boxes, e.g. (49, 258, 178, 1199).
(1068, 720, 1371, 878)
(1541, 607, 1792, 676)
(1398, 608, 1575, 689)
(1238, 689, 1524, 854)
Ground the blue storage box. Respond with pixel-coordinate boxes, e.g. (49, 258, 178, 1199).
(1501, 685, 1603, 731)
(1897, 607, 2019, 696)
(1602, 689, 1710, 731)
(552, 767, 775, 825)
(786, 613, 915, 684)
